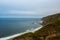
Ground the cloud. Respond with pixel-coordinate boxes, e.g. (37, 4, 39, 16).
(0, 0, 57, 9)
(0, 0, 60, 18)
(8, 10, 36, 14)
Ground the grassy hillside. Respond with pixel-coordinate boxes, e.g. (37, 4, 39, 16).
(35, 18, 60, 40)
(42, 13, 60, 26)
(9, 13, 60, 40)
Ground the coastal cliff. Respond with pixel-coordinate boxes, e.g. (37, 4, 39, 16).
(9, 13, 60, 40)
(42, 13, 60, 26)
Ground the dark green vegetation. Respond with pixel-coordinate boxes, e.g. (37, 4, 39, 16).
(42, 13, 60, 26)
(11, 32, 39, 40)
(35, 18, 60, 40)
(9, 13, 60, 40)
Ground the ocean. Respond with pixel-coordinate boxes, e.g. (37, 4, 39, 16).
(0, 18, 41, 38)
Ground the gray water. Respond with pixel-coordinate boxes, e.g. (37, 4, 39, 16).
(0, 18, 41, 38)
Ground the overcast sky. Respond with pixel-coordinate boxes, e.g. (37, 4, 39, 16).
(0, 0, 60, 18)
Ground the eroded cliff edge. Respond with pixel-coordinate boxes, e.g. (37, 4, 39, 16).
(9, 13, 60, 40)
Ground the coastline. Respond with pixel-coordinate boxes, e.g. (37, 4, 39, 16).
(0, 26, 42, 40)
(1, 13, 60, 40)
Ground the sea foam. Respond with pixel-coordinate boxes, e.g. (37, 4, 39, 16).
(0, 26, 42, 40)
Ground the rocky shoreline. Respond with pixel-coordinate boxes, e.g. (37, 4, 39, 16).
(9, 13, 60, 40)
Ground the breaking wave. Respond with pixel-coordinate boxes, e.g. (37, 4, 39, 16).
(0, 26, 42, 40)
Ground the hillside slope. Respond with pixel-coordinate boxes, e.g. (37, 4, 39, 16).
(9, 13, 60, 40)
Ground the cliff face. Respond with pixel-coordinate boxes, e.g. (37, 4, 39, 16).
(9, 13, 60, 40)
(42, 13, 60, 26)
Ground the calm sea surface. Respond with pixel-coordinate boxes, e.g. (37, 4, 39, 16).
(0, 18, 41, 38)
